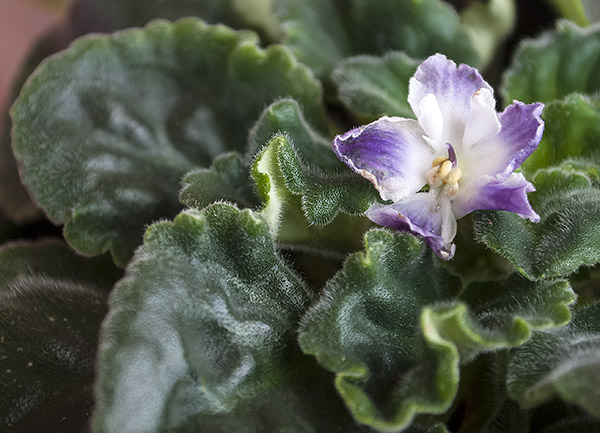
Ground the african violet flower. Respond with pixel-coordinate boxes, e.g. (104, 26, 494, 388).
(333, 54, 544, 259)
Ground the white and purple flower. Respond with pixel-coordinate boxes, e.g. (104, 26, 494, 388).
(333, 54, 544, 259)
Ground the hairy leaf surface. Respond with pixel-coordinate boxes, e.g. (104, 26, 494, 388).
(502, 20, 600, 104)
(93, 203, 367, 433)
(299, 230, 573, 431)
(332, 53, 419, 123)
(507, 303, 600, 417)
(474, 167, 600, 279)
(0, 241, 119, 433)
(11, 19, 325, 266)
(276, 0, 479, 80)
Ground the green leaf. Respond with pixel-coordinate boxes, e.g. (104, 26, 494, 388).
(93, 203, 367, 433)
(299, 228, 574, 430)
(481, 399, 528, 433)
(11, 19, 326, 266)
(441, 217, 516, 286)
(507, 303, 600, 418)
(276, 0, 479, 81)
(583, 0, 600, 24)
(474, 166, 600, 279)
(179, 152, 258, 210)
(247, 98, 338, 170)
(251, 133, 375, 256)
(0, 240, 119, 433)
(298, 229, 461, 431)
(461, 0, 516, 67)
(545, 0, 589, 27)
(502, 20, 600, 104)
(0, 24, 71, 222)
(332, 52, 419, 123)
(521, 94, 600, 175)
(0, 0, 282, 223)
(457, 275, 575, 354)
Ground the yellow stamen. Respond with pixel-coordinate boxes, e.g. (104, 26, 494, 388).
(438, 160, 452, 178)
(431, 156, 447, 167)
(446, 167, 462, 184)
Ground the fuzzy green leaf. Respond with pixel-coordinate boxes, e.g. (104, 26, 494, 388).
(474, 166, 600, 279)
(93, 203, 367, 433)
(299, 228, 575, 431)
(332, 52, 419, 123)
(502, 20, 600, 104)
(179, 152, 258, 210)
(276, 0, 479, 81)
(0, 241, 119, 433)
(481, 400, 528, 433)
(11, 19, 325, 266)
(247, 98, 339, 170)
(248, 101, 379, 225)
(298, 229, 460, 431)
(251, 133, 375, 256)
(0, 0, 281, 223)
(521, 94, 600, 175)
(507, 303, 600, 418)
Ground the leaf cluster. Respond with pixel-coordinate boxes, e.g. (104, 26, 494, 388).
(1, 2, 600, 433)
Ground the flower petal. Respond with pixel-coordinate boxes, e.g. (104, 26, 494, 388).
(466, 102, 544, 182)
(453, 172, 540, 221)
(462, 88, 501, 148)
(333, 117, 434, 202)
(409, 54, 493, 148)
(366, 192, 457, 259)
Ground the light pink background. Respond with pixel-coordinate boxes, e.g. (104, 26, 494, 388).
(0, 0, 60, 113)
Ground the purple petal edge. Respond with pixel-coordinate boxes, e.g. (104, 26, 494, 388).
(332, 117, 432, 201)
(367, 199, 456, 260)
(455, 172, 540, 221)
(496, 101, 545, 178)
(409, 54, 493, 132)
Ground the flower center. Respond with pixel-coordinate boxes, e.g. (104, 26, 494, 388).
(425, 156, 462, 198)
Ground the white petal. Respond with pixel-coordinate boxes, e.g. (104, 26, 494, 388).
(416, 93, 445, 152)
(408, 54, 493, 148)
(462, 88, 501, 148)
(333, 117, 434, 202)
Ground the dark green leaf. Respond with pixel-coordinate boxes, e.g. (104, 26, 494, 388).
(252, 133, 374, 256)
(502, 20, 600, 104)
(481, 399, 528, 433)
(276, 0, 479, 81)
(93, 203, 367, 433)
(521, 94, 600, 175)
(247, 98, 339, 170)
(299, 228, 574, 430)
(298, 229, 461, 431)
(474, 167, 600, 279)
(11, 19, 326, 266)
(0, 0, 282, 223)
(332, 52, 419, 123)
(0, 24, 70, 222)
(507, 303, 600, 418)
(441, 217, 516, 286)
(179, 152, 258, 210)
(0, 241, 119, 433)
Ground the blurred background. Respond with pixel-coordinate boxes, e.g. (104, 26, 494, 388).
(0, 0, 65, 117)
